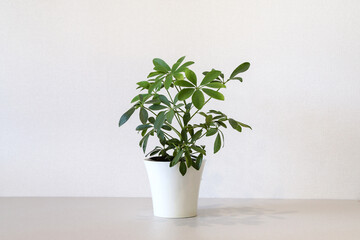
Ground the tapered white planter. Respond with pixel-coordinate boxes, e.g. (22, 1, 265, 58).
(144, 159, 205, 218)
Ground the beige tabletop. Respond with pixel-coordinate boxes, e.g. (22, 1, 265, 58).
(0, 198, 359, 240)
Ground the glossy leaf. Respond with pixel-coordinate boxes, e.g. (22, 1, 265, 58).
(202, 88, 225, 100)
(191, 130, 203, 142)
(161, 125, 172, 131)
(179, 161, 187, 176)
(131, 94, 150, 103)
(164, 74, 173, 90)
(139, 107, 148, 124)
(238, 121, 252, 130)
(147, 72, 162, 78)
(193, 154, 203, 170)
(185, 69, 197, 86)
(170, 149, 183, 167)
(231, 77, 243, 82)
(158, 95, 171, 106)
(185, 150, 192, 167)
(191, 145, 205, 155)
(206, 82, 226, 89)
(230, 62, 250, 79)
(154, 112, 166, 131)
(206, 115, 213, 125)
(192, 89, 205, 109)
(176, 61, 195, 73)
(148, 79, 162, 93)
(136, 81, 150, 89)
(183, 112, 191, 126)
(178, 88, 195, 101)
(174, 73, 184, 80)
(228, 118, 238, 129)
(214, 133, 221, 153)
(181, 129, 188, 142)
(136, 124, 152, 131)
(165, 109, 175, 123)
(171, 56, 186, 72)
(153, 58, 171, 73)
(217, 121, 227, 128)
(142, 134, 150, 153)
(174, 80, 194, 87)
(119, 106, 135, 127)
(149, 104, 167, 110)
(148, 117, 155, 124)
(229, 118, 242, 132)
(206, 128, 217, 136)
(200, 69, 222, 85)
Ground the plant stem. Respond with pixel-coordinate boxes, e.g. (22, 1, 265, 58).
(165, 88, 184, 129)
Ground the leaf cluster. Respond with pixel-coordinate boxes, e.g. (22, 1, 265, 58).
(119, 57, 251, 175)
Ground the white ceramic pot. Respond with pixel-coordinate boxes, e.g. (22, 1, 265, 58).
(144, 159, 205, 218)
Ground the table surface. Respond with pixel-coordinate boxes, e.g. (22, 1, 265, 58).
(1, 198, 359, 240)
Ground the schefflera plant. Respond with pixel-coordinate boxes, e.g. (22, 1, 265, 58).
(119, 57, 251, 175)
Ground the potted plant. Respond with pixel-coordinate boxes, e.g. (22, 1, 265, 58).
(119, 56, 251, 218)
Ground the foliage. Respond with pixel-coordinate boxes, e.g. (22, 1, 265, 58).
(119, 57, 251, 175)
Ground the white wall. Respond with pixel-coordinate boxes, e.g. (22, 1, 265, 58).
(1, 0, 360, 199)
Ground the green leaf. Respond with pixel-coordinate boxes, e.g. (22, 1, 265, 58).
(181, 129, 188, 142)
(214, 133, 221, 153)
(154, 112, 166, 131)
(148, 79, 162, 93)
(136, 81, 150, 89)
(158, 95, 171, 106)
(179, 161, 187, 176)
(165, 109, 175, 123)
(145, 98, 161, 105)
(148, 117, 155, 124)
(238, 121, 252, 130)
(164, 74, 173, 90)
(170, 149, 183, 167)
(229, 118, 242, 132)
(178, 88, 195, 100)
(185, 103, 192, 110)
(171, 56, 186, 72)
(131, 94, 150, 103)
(157, 130, 166, 145)
(174, 73, 184, 80)
(147, 72, 162, 78)
(153, 58, 171, 73)
(202, 88, 225, 100)
(191, 145, 205, 155)
(206, 115, 213, 125)
(139, 107, 148, 124)
(174, 80, 194, 87)
(191, 130, 203, 142)
(119, 107, 135, 127)
(183, 112, 190, 126)
(185, 69, 197, 86)
(217, 121, 227, 128)
(206, 128, 217, 136)
(230, 62, 250, 79)
(230, 77, 243, 82)
(142, 134, 150, 153)
(200, 69, 222, 85)
(185, 150, 192, 167)
(206, 82, 226, 88)
(193, 154, 203, 170)
(161, 125, 172, 131)
(192, 89, 205, 109)
(176, 61, 195, 73)
(228, 118, 238, 129)
(136, 124, 152, 131)
(149, 104, 167, 110)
